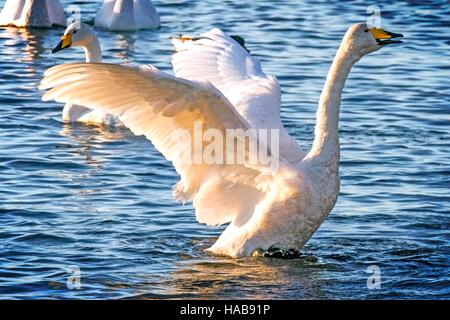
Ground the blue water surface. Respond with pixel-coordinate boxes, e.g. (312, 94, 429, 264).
(0, 0, 449, 299)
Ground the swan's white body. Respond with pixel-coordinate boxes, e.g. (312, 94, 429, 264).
(41, 24, 402, 257)
(0, 0, 65, 28)
(95, 0, 160, 31)
(53, 23, 122, 125)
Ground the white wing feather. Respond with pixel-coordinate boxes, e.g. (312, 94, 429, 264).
(40, 63, 274, 226)
(172, 28, 306, 162)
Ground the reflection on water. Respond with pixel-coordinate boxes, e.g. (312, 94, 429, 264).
(163, 256, 326, 300)
(59, 123, 119, 169)
(0, 27, 46, 62)
(0, 27, 49, 80)
(0, 0, 449, 299)
(111, 33, 137, 61)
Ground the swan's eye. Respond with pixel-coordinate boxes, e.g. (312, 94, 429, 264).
(73, 30, 77, 34)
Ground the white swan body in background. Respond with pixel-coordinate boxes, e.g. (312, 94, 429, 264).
(51, 22, 121, 125)
(95, 0, 160, 31)
(40, 23, 402, 257)
(0, 0, 65, 28)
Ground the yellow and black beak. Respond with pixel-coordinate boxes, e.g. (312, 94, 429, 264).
(51, 34, 72, 54)
(367, 28, 403, 45)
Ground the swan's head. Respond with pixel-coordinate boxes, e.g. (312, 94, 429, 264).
(52, 22, 95, 53)
(344, 23, 403, 58)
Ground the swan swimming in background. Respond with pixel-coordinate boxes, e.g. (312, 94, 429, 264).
(51, 22, 121, 125)
(95, 0, 160, 31)
(40, 23, 403, 257)
(0, 0, 65, 28)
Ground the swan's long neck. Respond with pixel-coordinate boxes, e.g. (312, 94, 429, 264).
(307, 39, 358, 173)
(83, 35, 102, 63)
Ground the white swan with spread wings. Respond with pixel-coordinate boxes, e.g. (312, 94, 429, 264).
(40, 24, 402, 257)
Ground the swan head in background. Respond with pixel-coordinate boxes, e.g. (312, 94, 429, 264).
(50, 21, 109, 124)
(343, 23, 403, 59)
(52, 22, 94, 53)
(51, 22, 101, 63)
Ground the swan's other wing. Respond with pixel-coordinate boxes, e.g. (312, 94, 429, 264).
(171, 28, 306, 162)
(40, 63, 276, 226)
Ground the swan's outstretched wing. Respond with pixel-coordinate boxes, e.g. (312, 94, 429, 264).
(172, 28, 306, 162)
(40, 63, 275, 226)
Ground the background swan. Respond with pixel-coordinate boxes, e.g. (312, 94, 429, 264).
(0, 0, 65, 28)
(95, 0, 160, 31)
(51, 22, 121, 125)
(40, 23, 402, 258)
